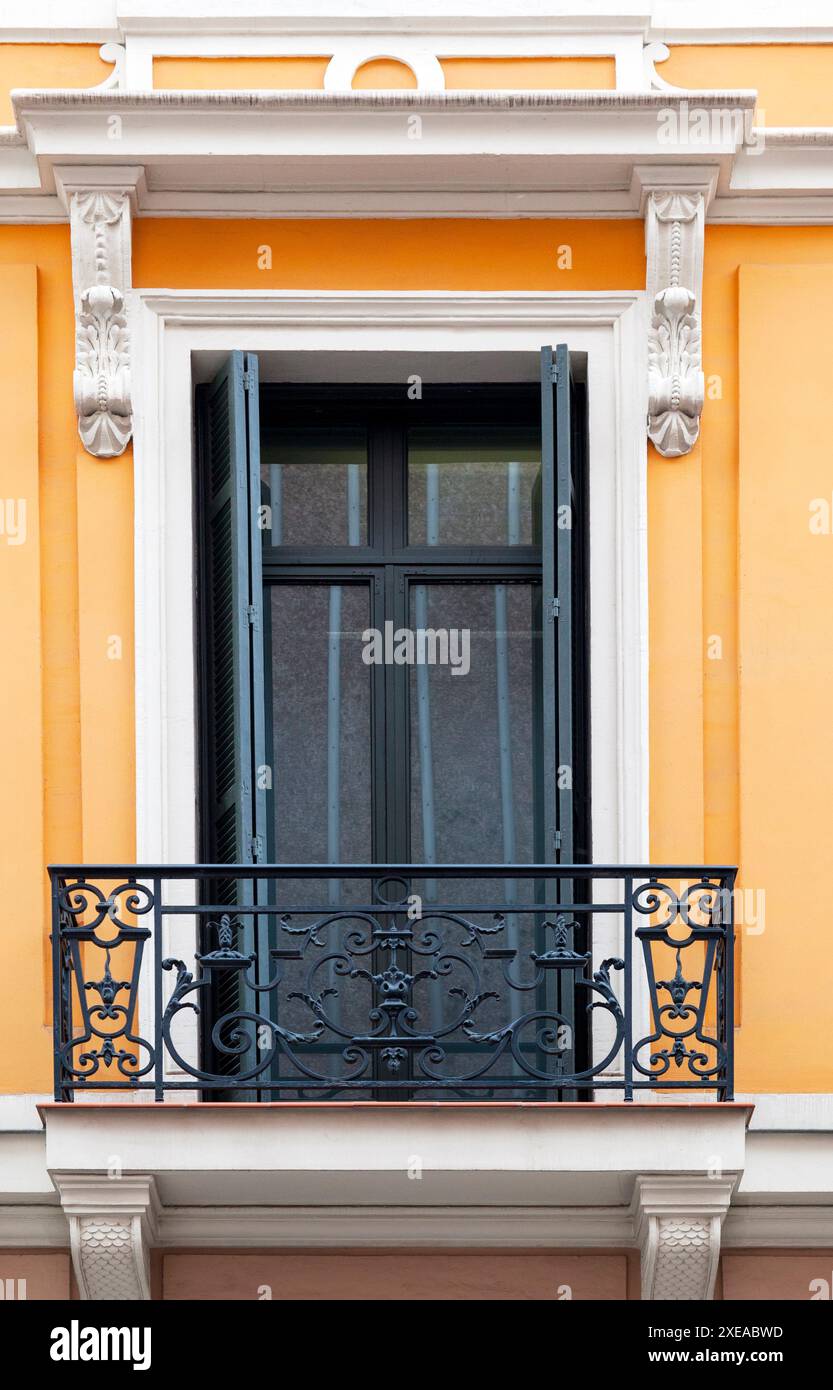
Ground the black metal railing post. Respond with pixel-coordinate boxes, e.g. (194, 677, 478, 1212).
(623, 874, 633, 1102)
(153, 875, 164, 1103)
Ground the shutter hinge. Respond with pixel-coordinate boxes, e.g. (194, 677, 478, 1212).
(246, 604, 258, 627)
(548, 597, 560, 620)
(553, 830, 563, 852)
(242, 369, 255, 392)
(550, 363, 559, 384)
(250, 834, 265, 862)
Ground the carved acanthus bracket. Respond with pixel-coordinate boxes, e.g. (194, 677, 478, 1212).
(634, 1176, 735, 1300)
(644, 187, 706, 458)
(58, 169, 142, 459)
(55, 1173, 159, 1301)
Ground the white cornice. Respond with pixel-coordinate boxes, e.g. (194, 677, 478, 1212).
(10, 87, 758, 113)
(159, 1204, 636, 1248)
(1, 88, 832, 225)
(5, 1198, 833, 1253)
(0, 1204, 68, 1247)
(7, 2, 833, 44)
(724, 1205, 833, 1248)
(0, 85, 755, 225)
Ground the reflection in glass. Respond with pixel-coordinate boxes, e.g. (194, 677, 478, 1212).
(267, 584, 372, 901)
(261, 427, 367, 546)
(408, 426, 541, 545)
(409, 582, 540, 869)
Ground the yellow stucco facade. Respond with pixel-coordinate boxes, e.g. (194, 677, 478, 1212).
(1, 35, 832, 1101)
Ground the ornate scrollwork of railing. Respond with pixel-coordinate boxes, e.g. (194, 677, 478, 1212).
(53, 878, 155, 1083)
(49, 864, 735, 1101)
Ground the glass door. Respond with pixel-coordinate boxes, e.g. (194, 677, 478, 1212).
(198, 367, 588, 1098)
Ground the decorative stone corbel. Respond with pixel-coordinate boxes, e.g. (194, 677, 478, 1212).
(55, 1173, 159, 1301)
(644, 186, 706, 457)
(633, 1175, 735, 1300)
(56, 167, 144, 459)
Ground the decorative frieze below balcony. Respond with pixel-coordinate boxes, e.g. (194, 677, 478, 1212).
(40, 1105, 750, 1300)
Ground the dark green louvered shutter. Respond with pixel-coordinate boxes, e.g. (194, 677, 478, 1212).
(198, 351, 267, 1083)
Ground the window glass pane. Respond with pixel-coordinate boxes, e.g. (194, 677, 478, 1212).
(267, 582, 372, 884)
(266, 582, 374, 1045)
(261, 427, 367, 546)
(407, 581, 545, 1046)
(408, 426, 541, 546)
(409, 581, 541, 869)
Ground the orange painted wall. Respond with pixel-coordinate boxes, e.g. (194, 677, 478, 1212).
(0, 43, 109, 123)
(0, 227, 135, 1094)
(734, 261, 833, 1091)
(152, 55, 615, 91)
(132, 219, 645, 291)
(442, 58, 614, 90)
(153, 56, 331, 91)
(654, 226, 833, 1080)
(662, 45, 833, 126)
(4, 207, 833, 1095)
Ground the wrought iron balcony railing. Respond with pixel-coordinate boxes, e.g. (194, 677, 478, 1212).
(50, 863, 736, 1102)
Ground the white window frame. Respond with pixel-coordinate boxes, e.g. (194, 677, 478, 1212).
(132, 288, 648, 1078)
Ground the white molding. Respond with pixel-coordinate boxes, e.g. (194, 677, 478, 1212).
(4, 87, 752, 232)
(5, 1198, 833, 1254)
(634, 1175, 735, 1300)
(131, 288, 649, 1073)
(739, 1094, 833, 1131)
(0, 1205, 69, 1247)
(6, 89, 833, 226)
(42, 1099, 751, 1203)
(55, 1173, 159, 1300)
(160, 1203, 635, 1249)
(723, 1206, 833, 1249)
(643, 41, 685, 93)
(91, 42, 127, 91)
(11, 86, 756, 113)
(0, 1094, 50, 1132)
(323, 44, 445, 92)
(11, 186, 833, 225)
(8, 2, 833, 49)
(8, 1, 833, 44)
